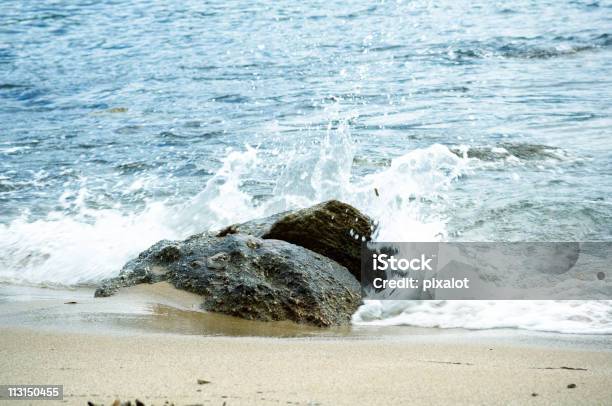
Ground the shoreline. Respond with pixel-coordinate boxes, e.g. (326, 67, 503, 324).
(1, 283, 611, 405)
(1, 283, 610, 349)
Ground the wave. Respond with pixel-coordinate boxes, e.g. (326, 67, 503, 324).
(0, 122, 463, 286)
(450, 143, 569, 162)
(353, 300, 612, 335)
(0, 121, 610, 335)
(442, 33, 611, 62)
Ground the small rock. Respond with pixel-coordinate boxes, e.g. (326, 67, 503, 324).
(567, 383, 577, 389)
(64, 301, 77, 304)
(531, 393, 538, 397)
(107, 107, 128, 113)
(197, 379, 211, 385)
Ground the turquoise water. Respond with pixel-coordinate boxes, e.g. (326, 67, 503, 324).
(1, 0, 611, 333)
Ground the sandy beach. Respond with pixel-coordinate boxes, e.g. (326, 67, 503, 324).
(1, 283, 611, 405)
(1, 327, 611, 406)
(2, 1, 612, 405)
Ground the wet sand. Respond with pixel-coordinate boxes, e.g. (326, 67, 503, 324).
(0, 282, 351, 338)
(1, 283, 611, 405)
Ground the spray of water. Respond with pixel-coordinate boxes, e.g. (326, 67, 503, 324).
(0, 119, 609, 334)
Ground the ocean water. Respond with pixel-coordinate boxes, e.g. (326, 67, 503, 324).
(1, 0, 611, 334)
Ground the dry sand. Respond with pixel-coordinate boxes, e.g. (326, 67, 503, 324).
(1, 327, 611, 406)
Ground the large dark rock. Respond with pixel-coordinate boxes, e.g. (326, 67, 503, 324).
(261, 200, 374, 281)
(95, 233, 361, 327)
(96, 200, 375, 326)
(215, 200, 375, 281)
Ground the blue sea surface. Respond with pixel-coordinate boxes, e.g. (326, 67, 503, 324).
(0, 0, 611, 333)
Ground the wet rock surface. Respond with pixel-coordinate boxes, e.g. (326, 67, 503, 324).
(95, 200, 372, 326)
(261, 200, 374, 281)
(220, 201, 375, 277)
(95, 234, 361, 326)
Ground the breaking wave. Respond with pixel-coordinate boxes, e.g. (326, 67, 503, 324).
(352, 300, 612, 335)
(0, 122, 463, 286)
(442, 33, 612, 62)
(0, 121, 610, 335)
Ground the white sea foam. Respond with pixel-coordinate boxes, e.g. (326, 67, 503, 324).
(0, 203, 177, 286)
(0, 120, 459, 285)
(352, 300, 612, 335)
(0, 120, 610, 334)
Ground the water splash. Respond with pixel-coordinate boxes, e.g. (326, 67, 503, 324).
(0, 120, 466, 286)
(1, 120, 610, 335)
